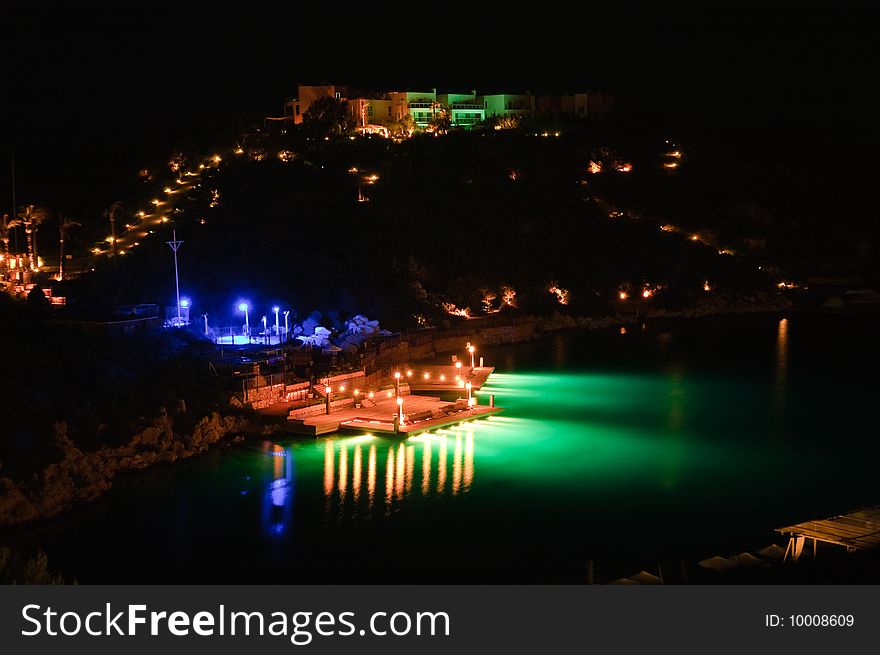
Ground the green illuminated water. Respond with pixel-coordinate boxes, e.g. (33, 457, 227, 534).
(11, 314, 880, 582)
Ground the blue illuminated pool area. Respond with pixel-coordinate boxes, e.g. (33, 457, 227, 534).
(11, 314, 880, 583)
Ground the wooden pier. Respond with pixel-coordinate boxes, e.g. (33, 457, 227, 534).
(407, 365, 495, 393)
(776, 506, 880, 560)
(285, 392, 502, 437)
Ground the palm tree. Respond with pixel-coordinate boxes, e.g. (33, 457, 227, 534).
(103, 201, 123, 259)
(57, 215, 81, 281)
(9, 205, 50, 271)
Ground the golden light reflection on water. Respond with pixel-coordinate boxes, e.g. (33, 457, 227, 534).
(321, 432, 477, 521)
(775, 318, 789, 414)
(338, 445, 348, 502)
(422, 442, 432, 496)
(385, 446, 394, 512)
(367, 444, 376, 510)
(395, 443, 405, 501)
(405, 446, 414, 496)
(352, 445, 362, 504)
(438, 437, 448, 494)
(464, 431, 474, 492)
(452, 433, 462, 495)
(323, 440, 334, 497)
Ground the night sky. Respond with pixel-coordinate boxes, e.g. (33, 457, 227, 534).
(2, 1, 878, 214)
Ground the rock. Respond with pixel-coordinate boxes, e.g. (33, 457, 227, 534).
(0, 411, 259, 528)
(0, 478, 40, 525)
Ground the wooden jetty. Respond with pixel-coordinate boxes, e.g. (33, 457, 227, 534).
(407, 365, 494, 393)
(285, 393, 502, 437)
(776, 506, 880, 560)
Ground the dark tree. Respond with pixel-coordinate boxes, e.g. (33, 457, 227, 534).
(302, 97, 353, 137)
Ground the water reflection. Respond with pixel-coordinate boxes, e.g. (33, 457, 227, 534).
(775, 318, 789, 416)
(262, 443, 294, 537)
(321, 433, 478, 521)
(661, 369, 685, 489)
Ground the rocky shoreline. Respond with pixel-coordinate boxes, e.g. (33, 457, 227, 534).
(0, 411, 264, 528)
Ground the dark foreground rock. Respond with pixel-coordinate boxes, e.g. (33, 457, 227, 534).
(0, 412, 261, 527)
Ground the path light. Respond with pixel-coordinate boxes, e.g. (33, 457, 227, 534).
(340, 385, 346, 392)
(423, 372, 430, 380)
(238, 302, 250, 335)
(455, 361, 462, 371)
(368, 391, 374, 400)
(440, 374, 446, 382)
(406, 370, 413, 378)
(354, 389, 360, 396)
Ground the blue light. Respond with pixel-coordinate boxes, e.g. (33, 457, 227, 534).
(238, 302, 249, 312)
(180, 298, 191, 309)
(272, 306, 280, 313)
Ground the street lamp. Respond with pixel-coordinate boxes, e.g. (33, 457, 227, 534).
(202, 313, 208, 336)
(238, 302, 250, 336)
(396, 396, 404, 422)
(261, 316, 268, 343)
(325, 385, 332, 415)
(394, 370, 401, 398)
(466, 381, 474, 407)
(273, 306, 280, 341)
(283, 310, 290, 341)
(468, 344, 476, 368)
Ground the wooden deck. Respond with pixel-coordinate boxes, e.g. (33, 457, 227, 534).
(407, 365, 495, 393)
(776, 506, 880, 560)
(285, 393, 502, 437)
